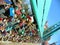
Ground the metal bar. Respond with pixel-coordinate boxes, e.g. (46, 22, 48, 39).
(30, 0, 44, 38)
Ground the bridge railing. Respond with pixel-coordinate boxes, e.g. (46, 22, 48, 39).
(43, 21, 60, 40)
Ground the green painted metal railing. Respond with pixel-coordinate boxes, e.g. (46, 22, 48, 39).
(30, 0, 52, 38)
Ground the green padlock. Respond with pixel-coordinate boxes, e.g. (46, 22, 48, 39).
(22, 29, 25, 35)
(21, 14, 26, 19)
(21, 9, 25, 14)
(18, 29, 22, 35)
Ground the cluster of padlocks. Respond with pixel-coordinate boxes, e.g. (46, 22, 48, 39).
(0, 0, 40, 43)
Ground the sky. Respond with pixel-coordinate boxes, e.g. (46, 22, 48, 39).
(47, 0, 60, 44)
(47, 0, 60, 27)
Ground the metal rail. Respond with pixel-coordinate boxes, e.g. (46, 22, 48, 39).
(43, 22, 60, 40)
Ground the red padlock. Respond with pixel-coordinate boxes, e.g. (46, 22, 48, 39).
(0, 18, 3, 21)
(19, 22, 23, 27)
(27, 15, 32, 20)
(15, 10, 21, 15)
(32, 30, 36, 33)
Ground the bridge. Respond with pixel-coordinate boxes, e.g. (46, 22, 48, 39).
(43, 21, 60, 40)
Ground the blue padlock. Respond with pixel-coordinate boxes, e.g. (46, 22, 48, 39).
(9, 7, 15, 17)
(4, 0, 12, 4)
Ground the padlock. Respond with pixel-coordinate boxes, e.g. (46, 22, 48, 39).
(4, 0, 12, 4)
(0, 0, 5, 5)
(21, 9, 25, 14)
(19, 22, 23, 27)
(18, 0, 22, 4)
(21, 14, 26, 19)
(15, 10, 21, 15)
(27, 15, 32, 20)
(0, 18, 3, 21)
(0, 8, 5, 14)
(32, 30, 36, 33)
(4, 4, 11, 9)
(9, 7, 15, 17)
(16, 2, 22, 10)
